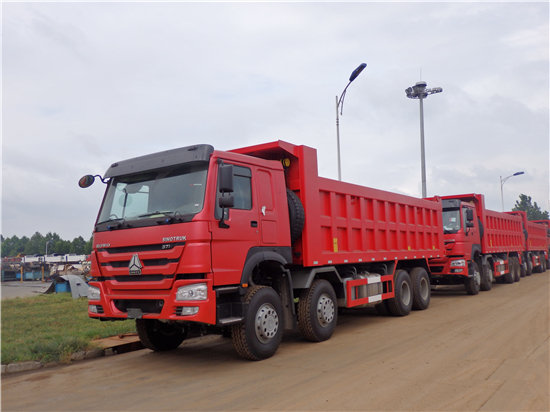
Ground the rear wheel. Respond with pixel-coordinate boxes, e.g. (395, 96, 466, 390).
(465, 261, 480, 295)
(297, 279, 338, 342)
(526, 255, 533, 276)
(231, 286, 283, 361)
(136, 319, 187, 351)
(410, 267, 430, 310)
(512, 257, 521, 282)
(386, 270, 413, 316)
(480, 262, 493, 291)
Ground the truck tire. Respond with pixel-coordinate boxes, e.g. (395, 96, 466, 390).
(512, 257, 521, 282)
(386, 270, 413, 316)
(410, 267, 430, 310)
(480, 263, 493, 291)
(287, 189, 305, 243)
(297, 279, 338, 342)
(136, 319, 187, 351)
(231, 285, 283, 361)
(520, 260, 527, 278)
(525, 255, 533, 276)
(464, 261, 480, 295)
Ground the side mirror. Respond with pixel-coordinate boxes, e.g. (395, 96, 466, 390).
(218, 165, 234, 193)
(219, 194, 234, 208)
(465, 209, 474, 222)
(466, 221, 475, 228)
(78, 175, 96, 188)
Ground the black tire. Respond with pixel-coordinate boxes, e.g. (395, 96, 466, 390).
(297, 279, 338, 342)
(525, 255, 533, 276)
(287, 189, 305, 243)
(480, 262, 493, 291)
(465, 261, 481, 295)
(231, 286, 283, 361)
(512, 257, 521, 282)
(410, 267, 430, 310)
(386, 270, 413, 316)
(136, 319, 187, 351)
(502, 263, 514, 283)
(520, 260, 527, 278)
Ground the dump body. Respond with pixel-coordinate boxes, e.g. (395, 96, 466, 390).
(232, 141, 444, 267)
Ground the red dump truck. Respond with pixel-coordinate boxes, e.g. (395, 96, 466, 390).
(506, 212, 548, 274)
(80, 140, 444, 360)
(532, 220, 550, 267)
(427, 193, 526, 294)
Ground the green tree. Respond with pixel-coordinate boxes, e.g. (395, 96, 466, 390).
(512, 194, 550, 220)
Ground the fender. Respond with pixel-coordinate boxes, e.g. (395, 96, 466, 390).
(239, 246, 292, 285)
(471, 244, 482, 262)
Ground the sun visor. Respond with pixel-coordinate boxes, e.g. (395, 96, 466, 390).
(104, 144, 214, 178)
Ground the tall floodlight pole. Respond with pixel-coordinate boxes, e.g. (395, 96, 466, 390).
(336, 63, 367, 181)
(500, 171, 525, 211)
(405, 81, 443, 197)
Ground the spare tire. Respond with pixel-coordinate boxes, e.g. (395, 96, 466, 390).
(287, 189, 304, 243)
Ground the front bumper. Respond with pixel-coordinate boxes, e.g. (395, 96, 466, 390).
(88, 278, 216, 325)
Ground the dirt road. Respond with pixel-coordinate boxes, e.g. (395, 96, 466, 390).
(3, 271, 548, 411)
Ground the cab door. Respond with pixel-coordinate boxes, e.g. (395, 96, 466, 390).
(210, 162, 260, 286)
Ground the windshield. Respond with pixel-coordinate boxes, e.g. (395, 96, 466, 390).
(96, 164, 208, 230)
(443, 208, 461, 234)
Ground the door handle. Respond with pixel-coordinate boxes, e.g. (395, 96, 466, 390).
(250, 221, 258, 228)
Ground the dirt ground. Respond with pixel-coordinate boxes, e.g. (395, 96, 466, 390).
(2, 271, 548, 411)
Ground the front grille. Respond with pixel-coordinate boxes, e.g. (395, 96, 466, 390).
(430, 266, 444, 274)
(96, 305, 104, 314)
(114, 274, 174, 282)
(114, 299, 164, 314)
(98, 242, 185, 254)
(101, 258, 179, 268)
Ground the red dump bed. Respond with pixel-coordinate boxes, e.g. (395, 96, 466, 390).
(482, 208, 524, 254)
(507, 212, 547, 252)
(232, 140, 445, 267)
(532, 220, 550, 248)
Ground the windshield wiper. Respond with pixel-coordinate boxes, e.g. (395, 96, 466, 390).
(137, 211, 174, 218)
(97, 216, 128, 230)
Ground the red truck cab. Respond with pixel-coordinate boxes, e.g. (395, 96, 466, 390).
(428, 197, 484, 294)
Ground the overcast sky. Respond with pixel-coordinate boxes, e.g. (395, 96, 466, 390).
(2, 1, 549, 241)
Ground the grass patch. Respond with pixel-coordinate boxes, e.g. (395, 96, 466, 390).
(1, 293, 136, 364)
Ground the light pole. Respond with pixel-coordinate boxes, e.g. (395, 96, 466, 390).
(405, 81, 443, 197)
(336, 63, 367, 181)
(500, 171, 524, 211)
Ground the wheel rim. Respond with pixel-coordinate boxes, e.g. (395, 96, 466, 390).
(316, 293, 335, 327)
(473, 267, 480, 286)
(255, 303, 279, 344)
(419, 277, 429, 301)
(400, 281, 411, 306)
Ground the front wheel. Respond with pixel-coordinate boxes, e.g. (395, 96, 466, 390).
(231, 286, 283, 361)
(136, 319, 187, 351)
(465, 261, 480, 295)
(386, 270, 413, 316)
(297, 279, 338, 342)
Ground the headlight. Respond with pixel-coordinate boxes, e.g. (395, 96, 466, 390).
(450, 259, 466, 267)
(176, 283, 207, 301)
(88, 285, 101, 301)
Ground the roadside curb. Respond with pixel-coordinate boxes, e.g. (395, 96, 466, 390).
(1, 334, 143, 376)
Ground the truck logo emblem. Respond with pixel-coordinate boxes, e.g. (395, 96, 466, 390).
(129, 254, 143, 275)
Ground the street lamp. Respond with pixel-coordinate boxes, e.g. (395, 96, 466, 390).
(336, 63, 367, 181)
(500, 171, 524, 211)
(405, 81, 443, 197)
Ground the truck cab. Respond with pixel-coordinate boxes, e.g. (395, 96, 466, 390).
(429, 199, 481, 290)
